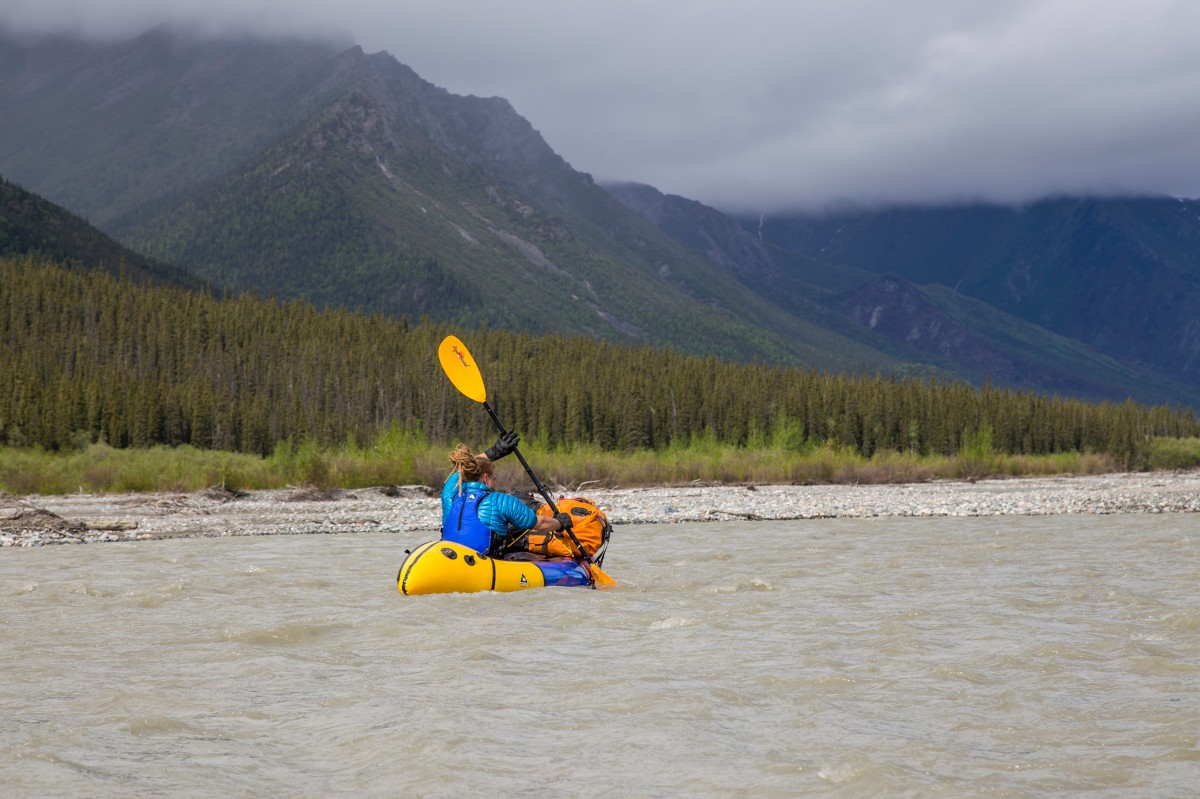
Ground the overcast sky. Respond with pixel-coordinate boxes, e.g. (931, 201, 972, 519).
(4, 0, 1200, 212)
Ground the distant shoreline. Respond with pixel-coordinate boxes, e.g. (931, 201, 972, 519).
(4, 470, 1199, 548)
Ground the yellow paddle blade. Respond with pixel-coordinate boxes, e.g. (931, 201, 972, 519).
(438, 335, 486, 403)
(590, 563, 616, 588)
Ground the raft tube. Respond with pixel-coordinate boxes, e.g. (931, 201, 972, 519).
(397, 540, 594, 595)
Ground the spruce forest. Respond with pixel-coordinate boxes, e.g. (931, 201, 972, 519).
(5, 256, 1198, 472)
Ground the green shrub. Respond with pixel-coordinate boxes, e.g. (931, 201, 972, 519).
(0, 433, 1190, 496)
(1147, 437, 1200, 470)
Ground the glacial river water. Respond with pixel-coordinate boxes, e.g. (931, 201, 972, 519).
(2, 514, 1198, 798)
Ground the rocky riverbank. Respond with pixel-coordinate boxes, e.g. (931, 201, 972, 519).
(3, 471, 1199, 547)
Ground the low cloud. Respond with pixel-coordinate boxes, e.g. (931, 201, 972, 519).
(4, 0, 1199, 212)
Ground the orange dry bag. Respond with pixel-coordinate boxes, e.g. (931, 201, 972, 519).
(523, 496, 612, 563)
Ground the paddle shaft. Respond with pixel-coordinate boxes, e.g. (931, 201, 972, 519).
(481, 400, 596, 565)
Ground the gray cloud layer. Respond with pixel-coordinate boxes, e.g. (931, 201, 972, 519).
(5, 0, 1199, 211)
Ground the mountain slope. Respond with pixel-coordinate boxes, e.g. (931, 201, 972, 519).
(605, 181, 877, 299)
(744, 198, 1200, 385)
(0, 174, 204, 288)
(837, 273, 1200, 404)
(0, 26, 352, 229)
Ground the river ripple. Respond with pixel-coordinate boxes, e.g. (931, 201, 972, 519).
(2, 514, 1198, 798)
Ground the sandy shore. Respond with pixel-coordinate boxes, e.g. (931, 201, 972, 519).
(3, 471, 1199, 547)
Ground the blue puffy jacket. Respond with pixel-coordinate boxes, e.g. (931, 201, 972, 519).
(440, 474, 539, 554)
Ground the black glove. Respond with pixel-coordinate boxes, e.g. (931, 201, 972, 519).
(554, 512, 574, 531)
(484, 431, 519, 461)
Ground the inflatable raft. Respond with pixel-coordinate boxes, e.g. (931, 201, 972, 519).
(397, 540, 595, 595)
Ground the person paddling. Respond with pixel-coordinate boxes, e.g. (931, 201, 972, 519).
(440, 433, 573, 556)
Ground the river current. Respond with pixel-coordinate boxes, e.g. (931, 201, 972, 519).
(2, 514, 1198, 798)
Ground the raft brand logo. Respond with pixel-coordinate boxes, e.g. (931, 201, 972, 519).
(520, 575, 528, 586)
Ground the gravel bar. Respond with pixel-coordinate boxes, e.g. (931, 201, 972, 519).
(3, 471, 1199, 547)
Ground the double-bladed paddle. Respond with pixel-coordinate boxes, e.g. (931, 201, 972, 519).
(438, 335, 615, 587)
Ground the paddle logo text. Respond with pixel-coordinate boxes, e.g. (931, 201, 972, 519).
(451, 346, 471, 368)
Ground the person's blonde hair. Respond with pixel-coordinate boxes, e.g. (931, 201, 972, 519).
(448, 443, 493, 493)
